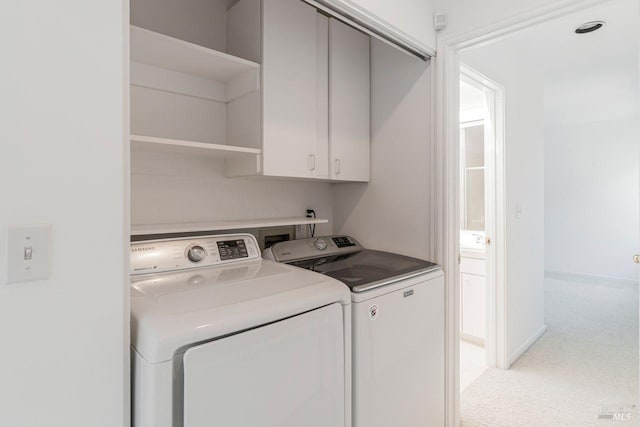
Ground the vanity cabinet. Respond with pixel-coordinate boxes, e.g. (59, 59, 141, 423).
(226, 0, 370, 182)
(460, 254, 486, 344)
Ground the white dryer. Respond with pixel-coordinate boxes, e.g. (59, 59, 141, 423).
(130, 233, 351, 427)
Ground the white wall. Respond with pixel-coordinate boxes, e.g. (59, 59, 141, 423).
(332, 39, 433, 260)
(131, 149, 334, 236)
(544, 61, 640, 126)
(462, 44, 546, 362)
(541, 18, 639, 282)
(545, 117, 640, 282)
(0, 1, 127, 426)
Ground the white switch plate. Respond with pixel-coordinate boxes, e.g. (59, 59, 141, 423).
(515, 204, 523, 220)
(6, 225, 52, 284)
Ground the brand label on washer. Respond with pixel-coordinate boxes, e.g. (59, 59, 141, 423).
(369, 304, 379, 320)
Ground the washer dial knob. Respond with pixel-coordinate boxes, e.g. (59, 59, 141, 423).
(314, 238, 328, 251)
(187, 245, 206, 262)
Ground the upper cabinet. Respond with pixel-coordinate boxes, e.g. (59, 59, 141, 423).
(329, 19, 370, 182)
(261, 0, 329, 179)
(319, 0, 436, 56)
(226, 0, 370, 182)
(131, 0, 373, 183)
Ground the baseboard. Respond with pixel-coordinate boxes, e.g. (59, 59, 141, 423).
(508, 325, 547, 368)
(545, 270, 637, 287)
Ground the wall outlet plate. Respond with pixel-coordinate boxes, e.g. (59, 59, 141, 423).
(6, 225, 52, 284)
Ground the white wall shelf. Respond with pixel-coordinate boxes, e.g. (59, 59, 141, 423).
(131, 217, 329, 236)
(130, 26, 260, 102)
(131, 135, 261, 158)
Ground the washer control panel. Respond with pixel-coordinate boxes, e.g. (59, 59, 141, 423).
(130, 233, 260, 275)
(264, 235, 363, 263)
(332, 236, 356, 248)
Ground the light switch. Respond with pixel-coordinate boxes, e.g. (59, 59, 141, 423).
(6, 225, 51, 284)
(515, 204, 523, 220)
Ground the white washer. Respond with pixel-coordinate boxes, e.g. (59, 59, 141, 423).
(264, 236, 445, 427)
(130, 233, 352, 427)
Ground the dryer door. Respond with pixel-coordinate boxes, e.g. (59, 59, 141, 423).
(183, 303, 346, 427)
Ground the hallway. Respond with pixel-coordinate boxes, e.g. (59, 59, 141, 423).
(461, 276, 638, 426)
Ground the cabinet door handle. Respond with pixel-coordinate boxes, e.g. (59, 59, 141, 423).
(308, 154, 316, 171)
(334, 158, 341, 175)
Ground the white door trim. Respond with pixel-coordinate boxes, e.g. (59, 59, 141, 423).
(459, 64, 507, 370)
(433, 1, 617, 425)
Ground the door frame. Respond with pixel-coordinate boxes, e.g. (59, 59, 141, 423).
(459, 64, 506, 370)
(433, 0, 615, 425)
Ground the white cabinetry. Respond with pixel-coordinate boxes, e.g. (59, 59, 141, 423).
(129, 25, 262, 161)
(460, 254, 486, 344)
(329, 19, 370, 182)
(227, 0, 370, 182)
(261, 0, 327, 178)
(132, 0, 371, 182)
(315, 14, 330, 179)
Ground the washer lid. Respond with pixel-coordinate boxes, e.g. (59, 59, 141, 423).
(288, 250, 440, 292)
(130, 259, 350, 363)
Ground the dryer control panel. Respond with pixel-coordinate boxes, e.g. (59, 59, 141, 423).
(130, 233, 260, 275)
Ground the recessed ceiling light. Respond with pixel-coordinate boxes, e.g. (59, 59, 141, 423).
(575, 21, 605, 34)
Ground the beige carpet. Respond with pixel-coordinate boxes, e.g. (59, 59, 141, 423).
(461, 276, 638, 426)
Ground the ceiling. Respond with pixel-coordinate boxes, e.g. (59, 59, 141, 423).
(511, 0, 639, 75)
(461, 0, 640, 125)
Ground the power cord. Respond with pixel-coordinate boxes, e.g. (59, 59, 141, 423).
(306, 209, 316, 238)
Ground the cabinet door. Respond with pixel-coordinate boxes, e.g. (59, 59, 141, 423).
(262, 0, 319, 178)
(314, 13, 330, 179)
(461, 272, 486, 341)
(329, 19, 370, 182)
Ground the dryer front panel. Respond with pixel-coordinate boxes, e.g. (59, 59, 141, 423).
(183, 303, 346, 427)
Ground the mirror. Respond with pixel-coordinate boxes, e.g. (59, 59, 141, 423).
(460, 123, 485, 231)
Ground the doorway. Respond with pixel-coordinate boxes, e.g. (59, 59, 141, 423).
(438, 0, 640, 424)
(458, 66, 506, 394)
